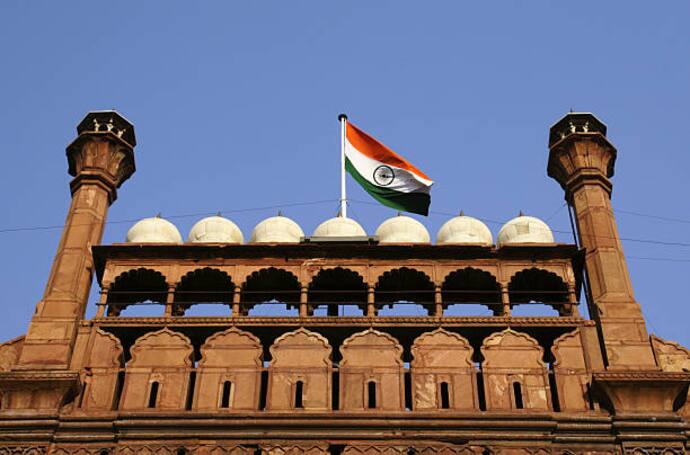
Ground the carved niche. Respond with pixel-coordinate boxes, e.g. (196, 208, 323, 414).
(260, 444, 329, 455)
(481, 329, 551, 410)
(0, 447, 46, 455)
(651, 335, 690, 415)
(79, 329, 123, 411)
(119, 329, 193, 410)
(194, 327, 263, 410)
(266, 328, 332, 411)
(410, 328, 477, 410)
(340, 329, 404, 411)
(342, 446, 407, 455)
(551, 329, 591, 411)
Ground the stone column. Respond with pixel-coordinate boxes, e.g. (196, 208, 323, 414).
(17, 111, 136, 369)
(547, 112, 655, 369)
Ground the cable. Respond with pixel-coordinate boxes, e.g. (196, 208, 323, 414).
(349, 199, 690, 248)
(0, 199, 340, 234)
(614, 209, 690, 225)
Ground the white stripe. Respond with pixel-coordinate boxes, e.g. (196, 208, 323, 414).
(344, 138, 433, 194)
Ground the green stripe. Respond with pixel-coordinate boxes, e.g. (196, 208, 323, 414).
(346, 158, 430, 216)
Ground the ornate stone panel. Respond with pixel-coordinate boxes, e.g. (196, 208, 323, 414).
(340, 329, 404, 411)
(342, 446, 407, 455)
(481, 329, 550, 410)
(260, 444, 328, 455)
(119, 328, 193, 410)
(195, 327, 263, 410)
(80, 329, 123, 411)
(410, 328, 477, 410)
(651, 335, 690, 415)
(267, 328, 332, 411)
(551, 329, 590, 411)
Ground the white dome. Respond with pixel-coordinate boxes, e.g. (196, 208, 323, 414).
(436, 215, 493, 245)
(313, 216, 367, 237)
(188, 216, 243, 243)
(375, 215, 430, 244)
(497, 215, 554, 246)
(126, 217, 182, 244)
(250, 215, 304, 243)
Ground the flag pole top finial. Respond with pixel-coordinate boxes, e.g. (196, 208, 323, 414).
(338, 113, 348, 122)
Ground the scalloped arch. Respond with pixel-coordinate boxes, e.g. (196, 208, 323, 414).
(480, 328, 546, 369)
(411, 328, 474, 368)
(268, 327, 332, 367)
(199, 327, 263, 368)
(340, 328, 403, 367)
(128, 328, 194, 367)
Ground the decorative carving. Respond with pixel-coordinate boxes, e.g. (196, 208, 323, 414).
(0, 336, 24, 371)
(260, 444, 328, 455)
(551, 329, 591, 411)
(79, 329, 123, 410)
(267, 328, 332, 411)
(120, 329, 193, 410)
(411, 329, 477, 410)
(195, 327, 263, 410)
(623, 447, 684, 455)
(342, 446, 406, 455)
(340, 329, 404, 411)
(0, 447, 46, 455)
(481, 328, 550, 410)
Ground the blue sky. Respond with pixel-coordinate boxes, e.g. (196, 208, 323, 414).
(0, 2, 689, 344)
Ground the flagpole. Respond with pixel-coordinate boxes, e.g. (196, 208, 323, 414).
(338, 113, 348, 218)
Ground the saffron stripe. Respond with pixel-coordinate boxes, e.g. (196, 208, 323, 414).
(346, 122, 432, 183)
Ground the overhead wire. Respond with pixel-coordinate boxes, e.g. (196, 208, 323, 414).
(1, 197, 690, 260)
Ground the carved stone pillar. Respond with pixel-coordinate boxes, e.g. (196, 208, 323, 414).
(548, 112, 655, 369)
(500, 284, 511, 317)
(300, 286, 309, 317)
(17, 111, 135, 370)
(232, 285, 242, 316)
(434, 285, 443, 317)
(366, 285, 376, 317)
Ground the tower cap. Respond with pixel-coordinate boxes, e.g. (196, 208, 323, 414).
(548, 112, 606, 148)
(75, 110, 136, 147)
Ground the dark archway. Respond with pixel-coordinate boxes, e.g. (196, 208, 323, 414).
(442, 267, 502, 315)
(308, 267, 367, 316)
(508, 268, 569, 315)
(375, 267, 434, 315)
(242, 267, 301, 315)
(106, 268, 168, 316)
(173, 268, 235, 316)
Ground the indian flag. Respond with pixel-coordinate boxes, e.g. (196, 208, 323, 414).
(344, 121, 433, 216)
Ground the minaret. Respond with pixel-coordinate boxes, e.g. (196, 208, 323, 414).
(547, 112, 656, 369)
(16, 111, 136, 369)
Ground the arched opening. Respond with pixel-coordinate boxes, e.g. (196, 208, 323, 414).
(375, 267, 434, 316)
(440, 381, 450, 409)
(148, 381, 160, 408)
(243, 268, 301, 316)
(220, 380, 233, 408)
(512, 381, 524, 409)
(508, 268, 569, 316)
(107, 268, 167, 316)
(367, 381, 377, 408)
(174, 268, 235, 316)
(294, 380, 304, 409)
(442, 268, 501, 316)
(308, 267, 367, 316)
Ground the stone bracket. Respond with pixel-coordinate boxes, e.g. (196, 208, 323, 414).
(592, 371, 690, 414)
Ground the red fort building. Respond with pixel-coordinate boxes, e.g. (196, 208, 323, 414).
(0, 111, 689, 455)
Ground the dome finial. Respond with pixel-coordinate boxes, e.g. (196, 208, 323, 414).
(519, 210, 525, 217)
(277, 209, 283, 217)
(155, 212, 161, 218)
(459, 209, 464, 216)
